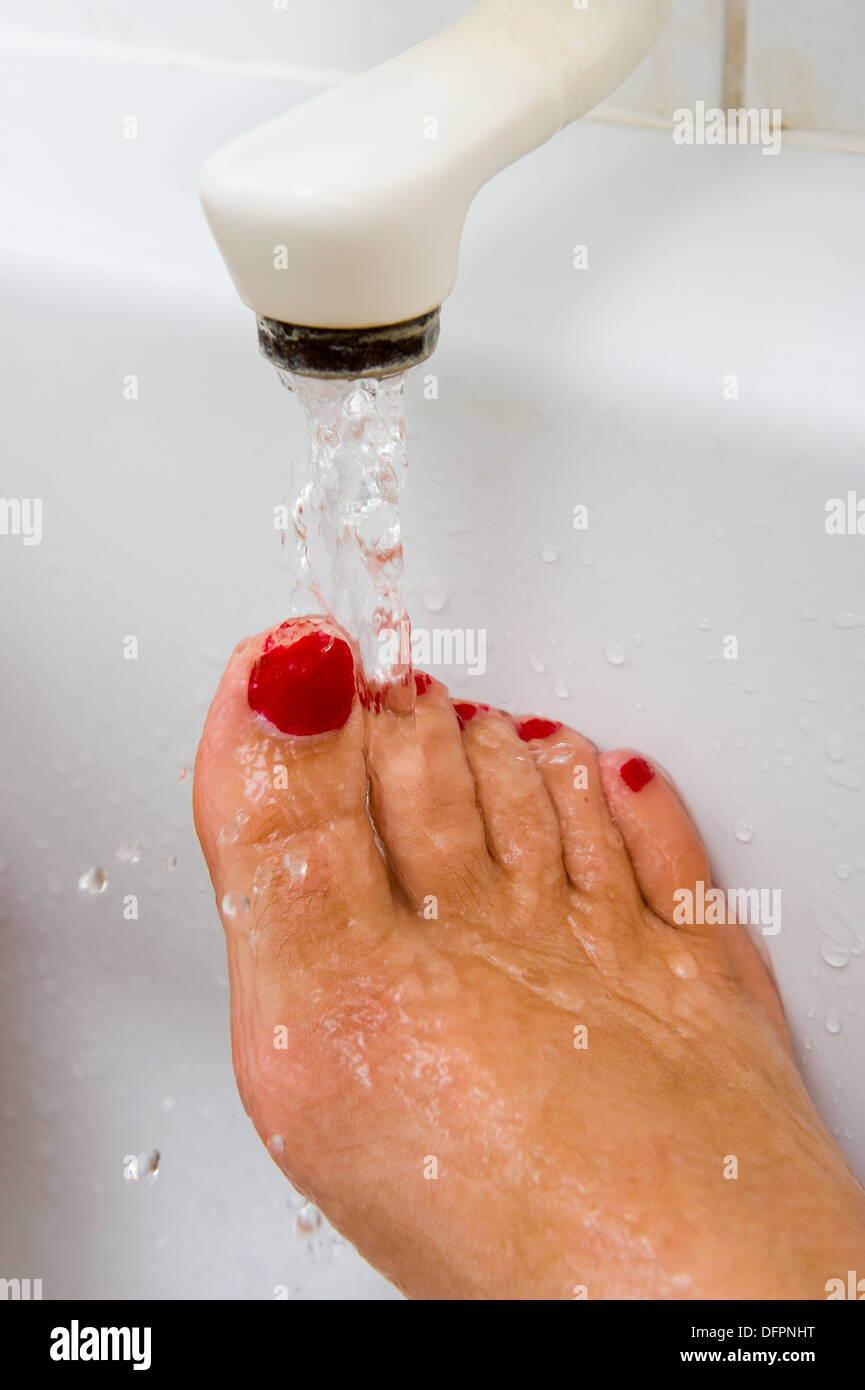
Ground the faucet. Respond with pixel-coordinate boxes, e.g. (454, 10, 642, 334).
(200, 0, 671, 378)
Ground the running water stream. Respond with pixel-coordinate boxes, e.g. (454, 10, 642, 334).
(277, 369, 412, 694)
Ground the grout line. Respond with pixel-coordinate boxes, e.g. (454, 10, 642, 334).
(0, 27, 349, 88)
(722, 0, 748, 110)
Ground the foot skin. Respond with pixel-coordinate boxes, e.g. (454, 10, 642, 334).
(194, 619, 865, 1300)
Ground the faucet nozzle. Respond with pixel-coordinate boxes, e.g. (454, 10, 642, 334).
(256, 309, 441, 380)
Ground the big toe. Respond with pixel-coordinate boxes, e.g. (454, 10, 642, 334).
(194, 617, 391, 977)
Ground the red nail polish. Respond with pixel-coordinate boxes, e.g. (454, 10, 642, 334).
(414, 671, 432, 695)
(248, 630, 356, 736)
(453, 701, 479, 729)
(516, 717, 562, 742)
(620, 756, 654, 792)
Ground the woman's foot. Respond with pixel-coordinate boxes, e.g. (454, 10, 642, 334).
(194, 618, 865, 1300)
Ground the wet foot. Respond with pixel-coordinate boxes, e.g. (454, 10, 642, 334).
(194, 618, 865, 1300)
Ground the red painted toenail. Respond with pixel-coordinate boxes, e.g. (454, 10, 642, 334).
(620, 756, 654, 792)
(453, 701, 479, 728)
(414, 671, 432, 695)
(516, 717, 562, 742)
(248, 630, 356, 736)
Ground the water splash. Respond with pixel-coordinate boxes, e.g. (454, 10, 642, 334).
(279, 371, 409, 686)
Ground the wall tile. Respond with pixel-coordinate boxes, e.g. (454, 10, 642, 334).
(601, 0, 725, 125)
(745, 0, 865, 136)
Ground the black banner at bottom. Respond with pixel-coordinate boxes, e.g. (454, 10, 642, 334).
(3, 1297, 860, 1373)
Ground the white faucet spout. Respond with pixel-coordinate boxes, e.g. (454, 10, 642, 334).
(200, 0, 670, 369)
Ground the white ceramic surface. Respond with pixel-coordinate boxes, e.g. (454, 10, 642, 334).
(1, 48, 864, 1300)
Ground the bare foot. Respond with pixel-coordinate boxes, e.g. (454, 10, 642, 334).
(193, 618, 865, 1300)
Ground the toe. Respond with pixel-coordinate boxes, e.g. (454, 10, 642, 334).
(529, 724, 635, 898)
(364, 673, 493, 916)
(459, 708, 564, 885)
(598, 750, 711, 929)
(194, 617, 391, 967)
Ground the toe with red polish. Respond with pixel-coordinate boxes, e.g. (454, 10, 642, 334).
(619, 756, 654, 792)
(515, 717, 562, 743)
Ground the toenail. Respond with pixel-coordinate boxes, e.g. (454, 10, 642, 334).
(414, 671, 432, 695)
(619, 756, 654, 792)
(516, 717, 562, 742)
(247, 629, 356, 736)
(453, 701, 480, 728)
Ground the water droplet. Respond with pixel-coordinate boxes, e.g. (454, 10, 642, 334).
(833, 612, 865, 629)
(177, 765, 191, 782)
(78, 866, 108, 895)
(743, 679, 756, 693)
(825, 1013, 842, 1036)
(695, 616, 712, 630)
(268, 1135, 285, 1158)
(554, 680, 571, 700)
(540, 541, 560, 564)
(826, 734, 847, 763)
(221, 892, 251, 918)
(820, 939, 851, 968)
(123, 1149, 160, 1183)
(115, 841, 143, 863)
(604, 642, 627, 666)
(296, 1203, 322, 1237)
(420, 580, 449, 613)
(803, 1038, 813, 1052)
(162, 856, 178, 872)
(733, 820, 753, 843)
(283, 852, 308, 881)
(530, 652, 547, 675)
(345, 386, 372, 417)
(826, 767, 861, 791)
(835, 864, 851, 881)
(796, 715, 813, 735)
(668, 952, 699, 980)
(713, 739, 723, 753)
(799, 607, 818, 621)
